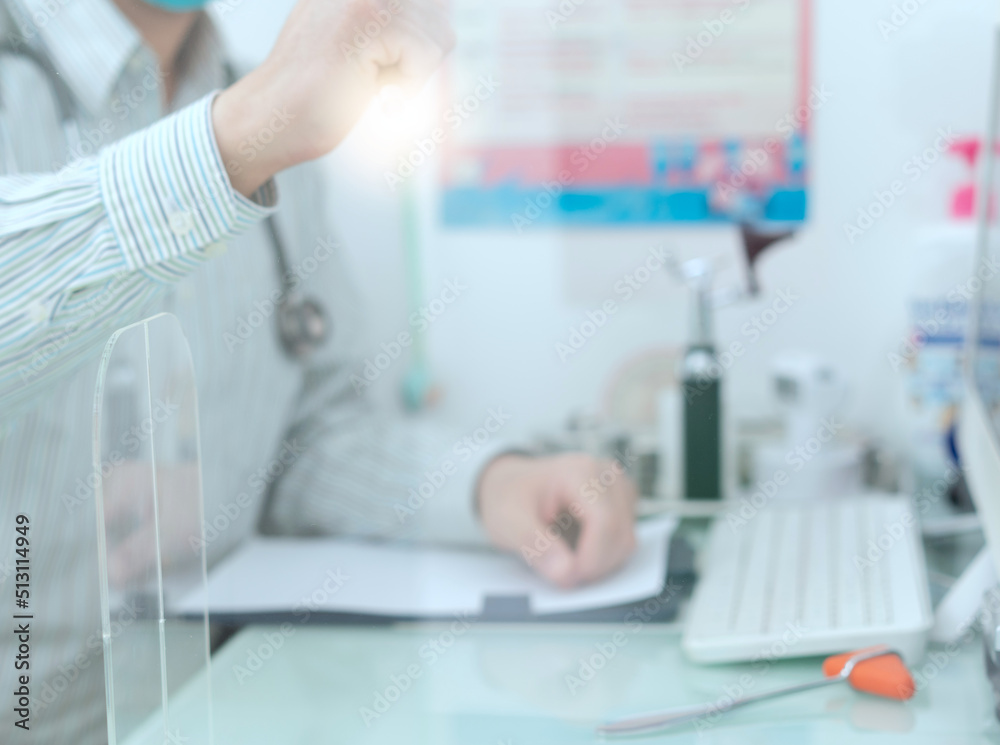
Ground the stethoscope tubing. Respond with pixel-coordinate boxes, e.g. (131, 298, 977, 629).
(0, 24, 328, 359)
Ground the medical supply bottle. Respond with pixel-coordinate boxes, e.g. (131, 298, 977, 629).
(681, 262, 722, 499)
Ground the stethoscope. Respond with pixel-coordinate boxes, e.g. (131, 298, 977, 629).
(0, 31, 329, 360)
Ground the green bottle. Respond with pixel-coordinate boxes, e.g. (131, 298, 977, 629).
(681, 261, 722, 499)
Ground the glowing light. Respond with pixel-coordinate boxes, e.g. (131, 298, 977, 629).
(354, 81, 441, 165)
(377, 84, 407, 118)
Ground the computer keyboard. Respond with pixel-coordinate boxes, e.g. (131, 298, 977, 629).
(683, 494, 933, 664)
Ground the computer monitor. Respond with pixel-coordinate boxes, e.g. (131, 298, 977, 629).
(929, 19, 1000, 649)
(935, 24, 1000, 655)
(961, 25, 1000, 580)
(950, 27, 1000, 712)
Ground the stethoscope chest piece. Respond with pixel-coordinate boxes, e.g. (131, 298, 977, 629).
(265, 215, 331, 360)
(276, 293, 328, 360)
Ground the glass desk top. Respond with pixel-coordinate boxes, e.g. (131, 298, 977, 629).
(130, 621, 1000, 745)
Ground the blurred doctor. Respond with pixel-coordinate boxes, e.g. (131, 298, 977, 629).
(0, 1, 636, 742)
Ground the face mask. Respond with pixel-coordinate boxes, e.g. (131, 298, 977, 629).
(142, 0, 212, 10)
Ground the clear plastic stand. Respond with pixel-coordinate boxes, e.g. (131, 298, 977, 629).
(92, 313, 212, 745)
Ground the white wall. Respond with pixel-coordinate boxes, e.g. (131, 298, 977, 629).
(214, 0, 998, 456)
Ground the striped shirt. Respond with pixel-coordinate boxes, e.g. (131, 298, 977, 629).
(0, 1, 498, 743)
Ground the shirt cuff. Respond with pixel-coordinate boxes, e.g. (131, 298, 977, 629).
(411, 437, 521, 547)
(99, 92, 277, 282)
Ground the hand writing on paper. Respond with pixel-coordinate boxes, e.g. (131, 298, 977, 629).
(477, 453, 637, 588)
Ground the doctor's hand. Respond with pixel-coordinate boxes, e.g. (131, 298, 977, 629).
(213, 0, 455, 196)
(477, 453, 638, 589)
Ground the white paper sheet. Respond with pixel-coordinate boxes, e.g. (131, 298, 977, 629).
(174, 517, 676, 618)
